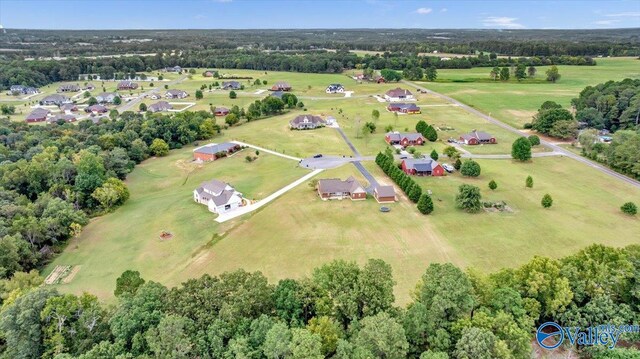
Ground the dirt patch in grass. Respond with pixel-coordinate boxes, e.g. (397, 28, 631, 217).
(159, 231, 174, 240)
(62, 266, 81, 283)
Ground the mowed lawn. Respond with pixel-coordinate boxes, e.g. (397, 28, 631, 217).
(409, 156, 640, 270)
(175, 164, 459, 304)
(418, 57, 640, 128)
(45, 147, 307, 300)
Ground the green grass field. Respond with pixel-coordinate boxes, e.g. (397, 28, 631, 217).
(43, 58, 640, 304)
(416, 57, 640, 128)
(45, 148, 307, 299)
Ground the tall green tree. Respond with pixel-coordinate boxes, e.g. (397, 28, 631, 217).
(511, 137, 532, 162)
(455, 184, 482, 213)
(546, 65, 561, 82)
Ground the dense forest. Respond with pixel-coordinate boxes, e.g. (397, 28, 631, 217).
(1, 244, 639, 358)
(1, 29, 639, 57)
(0, 49, 596, 90)
(0, 111, 222, 278)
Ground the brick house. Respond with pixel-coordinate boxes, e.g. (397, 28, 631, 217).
(271, 81, 291, 91)
(193, 142, 241, 162)
(117, 81, 139, 91)
(459, 130, 497, 145)
(385, 132, 426, 147)
(25, 108, 50, 123)
(401, 158, 445, 176)
(317, 177, 367, 201)
(387, 103, 421, 114)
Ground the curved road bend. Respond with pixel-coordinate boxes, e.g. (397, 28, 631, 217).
(402, 80, 640, 189)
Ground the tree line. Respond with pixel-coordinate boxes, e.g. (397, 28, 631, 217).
(2, 29, 639, 58)
(0, 111, 221, 279)
(0, 50, 597, 90)
(1, 243, 639, 358)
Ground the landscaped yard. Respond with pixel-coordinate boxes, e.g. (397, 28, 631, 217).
(44, 148, 307, 300)
(42, 59, 640, 305)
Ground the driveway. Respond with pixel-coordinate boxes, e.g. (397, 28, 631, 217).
(299, 155, 376, 169)
(332, 127, 379, 193)
(215, 169, 323, 223)
(231, 140, 301, 161)
(403, 80, 640, 189)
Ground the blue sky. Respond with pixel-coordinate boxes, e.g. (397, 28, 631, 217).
(1, 0, 638, 30)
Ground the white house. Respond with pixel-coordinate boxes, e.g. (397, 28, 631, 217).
(193, 179, 243, 214)
(325, 84, 345, 93)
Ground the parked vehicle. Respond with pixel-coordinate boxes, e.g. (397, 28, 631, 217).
(313, 154, 323, 158)
(443, 163, 455, 173)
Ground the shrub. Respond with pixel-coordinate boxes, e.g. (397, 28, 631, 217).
(528, 135, 541, 146)
(526, 176, 533, 188)
(541, 194, 553, 208)
(454, 158, 462, 170)
(460, 160, 481, 177)
(417, 194, 434, 214)
(621, 202, 637, 216)
(488, 180, 497, 190)
(430, 150, 439, 161)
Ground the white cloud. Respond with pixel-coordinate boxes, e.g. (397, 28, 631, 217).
(482, 17, 524, 29)
(594, 19, 622, 25)
(605, 12, 640, 17)
(415, 7, 433, 15)
(440, 8, 447, 13)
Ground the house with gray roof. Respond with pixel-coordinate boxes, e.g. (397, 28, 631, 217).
(57, 84, 80, 93)
(193, 179, 243, 213)
(387, 103, 420, 114)
(40, 94, 70, 106)
(9, 85, 38, 95)
(401, 158, 445, 176)
(96, 92, 117, 104)
(459, 130, 496, 145)
(25, 108, 50, 123)
(48, 114, 77, 123)
(148, 101, 173, 113)
(222, 81, 241, 90)
(289, 115, 325, 130)
(193, 142, 241, 161)
(165, 89, 188, 99)
(317, 176, 367, 201)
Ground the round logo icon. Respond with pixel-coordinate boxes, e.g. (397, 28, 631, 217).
(536, 322, 564, 350)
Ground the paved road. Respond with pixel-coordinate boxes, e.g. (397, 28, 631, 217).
(333, 127, 379, 193)
(403, 80, 640, 189)
(460, 151, 565, 160)
(299, 155, 376, 169)
(215, 169, 323, 223)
